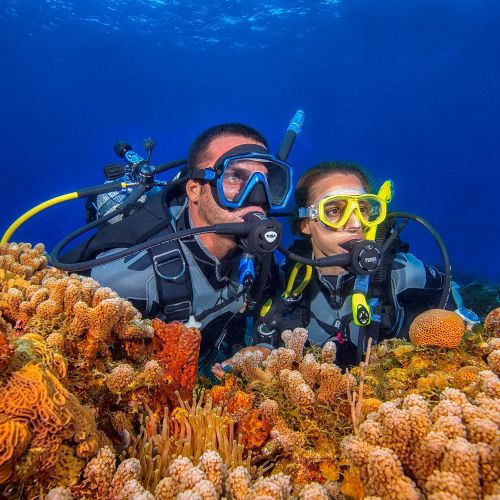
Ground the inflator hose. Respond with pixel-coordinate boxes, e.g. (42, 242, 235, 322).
(387, 212, 451, 309)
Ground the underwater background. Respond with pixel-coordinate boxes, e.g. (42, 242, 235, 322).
(0, 0, 499, 282)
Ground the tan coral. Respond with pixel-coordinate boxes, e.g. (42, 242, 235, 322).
(281, 327, 308, 362)
(299, 482, 329, 499)
(280, 369, 315, 406)
(409, 309, 465, 348)
(231, 349, 267, 381)
(299, 353, 321, 387)
(226, 466, 252, 500)
(424, 470, 464, 498)
(106, 363, 136, 394)
(83, 446, 116, 499)
(441, 437, 481, 499)
(487, 350, 500, 376)
(199, 450, 227, 496)
(45, 486, 74, 499)
(264, 347, 296, 374)
(483, 308, 500, 335)
(109, 458, 142, 499)
(321, 340, 336, 364)
(119, 478, 154, 499)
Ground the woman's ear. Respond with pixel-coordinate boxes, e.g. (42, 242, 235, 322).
(186, 179, 202, 202)
(300, 218, 312, 235)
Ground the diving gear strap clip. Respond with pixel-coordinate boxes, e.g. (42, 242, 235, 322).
(451, 281, 480, 327)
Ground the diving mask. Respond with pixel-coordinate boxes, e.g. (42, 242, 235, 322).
(299, 180, 393, 230)
(191, 144, 292, 210)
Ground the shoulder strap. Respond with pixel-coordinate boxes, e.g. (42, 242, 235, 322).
(63, 189, 174, 263)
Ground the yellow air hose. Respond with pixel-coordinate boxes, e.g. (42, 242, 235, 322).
(1, 181, 127, 243)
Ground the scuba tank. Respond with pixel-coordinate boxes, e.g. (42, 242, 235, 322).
(86, 139, 161, 224)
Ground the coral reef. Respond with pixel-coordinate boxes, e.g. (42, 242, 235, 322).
(123, 391, 260, 493)
(352, 320, 494, 401)
(2, 243, 498, 499)
(48, 448, 332, 500)
(341, 344, 500, 499)
(214, 329, 355, 490)
(0, 243, 202, 498)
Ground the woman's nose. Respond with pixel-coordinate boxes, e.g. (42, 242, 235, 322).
(344, 210, 362, 231)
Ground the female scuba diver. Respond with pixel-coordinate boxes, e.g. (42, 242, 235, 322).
(212, 161, 448, 377)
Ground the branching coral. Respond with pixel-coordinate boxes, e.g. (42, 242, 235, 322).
(219, 328, 356, 490)
(341, 366, 500, 499)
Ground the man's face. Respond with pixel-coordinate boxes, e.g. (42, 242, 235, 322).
(187, 134, 268, 227)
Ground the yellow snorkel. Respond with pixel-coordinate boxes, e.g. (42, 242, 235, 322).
(351, 179, 393, 326)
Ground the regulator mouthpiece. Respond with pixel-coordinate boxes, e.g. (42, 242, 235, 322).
(238, 212, 282, 254)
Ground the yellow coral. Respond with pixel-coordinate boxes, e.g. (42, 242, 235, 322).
(453, 365, 481, 390)
(409, 309, 465, 348)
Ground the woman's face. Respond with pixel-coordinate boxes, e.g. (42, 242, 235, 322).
(300, 173, 366, 261)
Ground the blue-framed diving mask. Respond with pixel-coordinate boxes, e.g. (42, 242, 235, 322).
(191, 144, 293, 210)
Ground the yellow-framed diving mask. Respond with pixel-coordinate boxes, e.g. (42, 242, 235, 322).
(298, 180, 393, 230)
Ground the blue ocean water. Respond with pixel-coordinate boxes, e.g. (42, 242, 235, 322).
(1, 0, 499, 281)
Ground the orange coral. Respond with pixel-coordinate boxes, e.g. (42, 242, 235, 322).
(0, 362, 98, 486)
(409, 309, 465, 348)
(151, 319, 201, 403)
(238, 409, 273, 450)
(453, 366, 481, 390)
(227, 390, 254, 420)
(0, 325, 13, 372)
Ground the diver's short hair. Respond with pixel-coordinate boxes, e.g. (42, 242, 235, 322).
(187, 123, 268, 177)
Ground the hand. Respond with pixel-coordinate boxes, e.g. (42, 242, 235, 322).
(211, 361, 229, 381)
(211, 346, 272, 381)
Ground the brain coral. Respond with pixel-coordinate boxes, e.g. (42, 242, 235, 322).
(409, 309, 465, 348)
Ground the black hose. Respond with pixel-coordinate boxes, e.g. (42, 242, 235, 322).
(387, 212, 451, 309)
(51, 220, 250, 272)
(278, 245, 350, 267)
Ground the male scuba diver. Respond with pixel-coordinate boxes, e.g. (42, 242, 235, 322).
(59, 123, 295, 366)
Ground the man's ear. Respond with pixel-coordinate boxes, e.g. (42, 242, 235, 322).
(186, 179, 202, 202)
(300, 218, 312, 235)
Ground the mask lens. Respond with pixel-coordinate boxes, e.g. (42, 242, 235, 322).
(221, 162, 254, 202)
(357, 195, 384, 225)
(322, 198, 347, 226)
(220, 156, 290, 207)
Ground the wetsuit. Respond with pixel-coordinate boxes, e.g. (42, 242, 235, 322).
(254, 248, 445, 368)
(62, 188, 278, 364)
